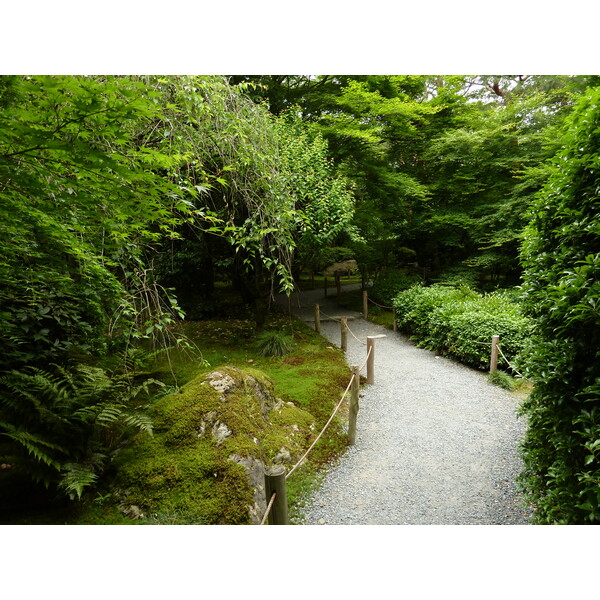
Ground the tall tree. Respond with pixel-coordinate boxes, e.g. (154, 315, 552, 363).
(150, 78, 359, 324)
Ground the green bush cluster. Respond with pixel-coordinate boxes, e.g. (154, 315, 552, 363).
(370, 269, 423, 306)
(518, 87, 600, 524)
(393, 284, 532, 370)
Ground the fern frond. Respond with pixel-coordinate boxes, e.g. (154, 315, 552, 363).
(0, 428, 64, 471)
(128, 378, 165, 399)
(58, 463, 99, 500)
(0, 371, 46, 413)
(72, 365, 114, 401)
(95, 404, 126, 425)
(122, 412, 153, 435)
(0, 368, 71, 424)
(28, 367, 72, 404)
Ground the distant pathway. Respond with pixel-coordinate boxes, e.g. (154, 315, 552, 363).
(276, 284, 532, 525)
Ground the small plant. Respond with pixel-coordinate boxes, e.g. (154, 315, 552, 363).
(255, 330, 294, 357)
(487, 370, 516, 390)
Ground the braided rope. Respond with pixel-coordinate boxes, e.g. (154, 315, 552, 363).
(367, 296, 394, 310)
(346, 323, 368, 346)
(286, 372, 355, 480)
(496, 344, 524, 378)
(317, 307, 368, 346)
(358, 342, 373, 372)
(285, 344, 373, 480)
(318, 308, 343, 322)
(260, 492, 277, 525)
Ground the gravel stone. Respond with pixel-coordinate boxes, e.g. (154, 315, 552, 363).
(277, 285, 533, 525)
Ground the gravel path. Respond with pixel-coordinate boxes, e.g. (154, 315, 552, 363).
(277, 285, 532, 525)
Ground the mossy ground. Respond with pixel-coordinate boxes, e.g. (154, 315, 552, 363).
(2, 312, 352, 525)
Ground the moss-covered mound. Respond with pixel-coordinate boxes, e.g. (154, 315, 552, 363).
(112, 366, 316, 524)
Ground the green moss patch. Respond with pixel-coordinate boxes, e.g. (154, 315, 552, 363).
(9, 314, 354, 525)
(109, 362, 334, 524)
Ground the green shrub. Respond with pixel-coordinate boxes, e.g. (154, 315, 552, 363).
(518, 87, 600, 524)
(371, 269, 423, 306)
(393, 284, 531, 370)
(442, 311, 531, 369)
(394, 285, 478, 339)
(255, 330, 294, 357)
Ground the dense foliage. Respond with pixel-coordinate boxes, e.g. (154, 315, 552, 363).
(0, 75, 190, 501)
(393, 285, 532, 371)
(370, 268, 423, 306)
(0, 75, 355, 503)
(0, 76, 180, 372)
(235, 75, 595, 285)
(518, 87, 600, 524)
(2, 74, 599, 523)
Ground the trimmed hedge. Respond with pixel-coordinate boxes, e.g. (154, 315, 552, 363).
(393, 284, 532, 370)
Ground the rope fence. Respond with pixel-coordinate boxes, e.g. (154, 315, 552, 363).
(285, 348, 371, 480)
(259, 330, 377, 525)
(317, 306, 368, 346)
(367, 296, 394, 310)
(364, 291, 397, 331)
(496, 343, 524, 378)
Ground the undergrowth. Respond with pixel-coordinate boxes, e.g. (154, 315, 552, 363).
(1, 312, 351, 524)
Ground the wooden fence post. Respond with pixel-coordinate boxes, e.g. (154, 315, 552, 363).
(363, 290, 368, 319)
(314, 303, 321, 334)
(263, 465, 289, 525)
(490, 335, 500, 373)
(366, 334, 387, 384)
(366, 337, 375, 384)
(392, 306, 397, 332)
(340, 317, 348, 352)
(348, 365, 360, 445)
(335, 271, 341, 299)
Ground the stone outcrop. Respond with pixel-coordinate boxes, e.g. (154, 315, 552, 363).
(196, 367, 314, 524)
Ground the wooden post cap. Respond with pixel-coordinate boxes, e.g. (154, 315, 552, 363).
(264, 464, 286, 477)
